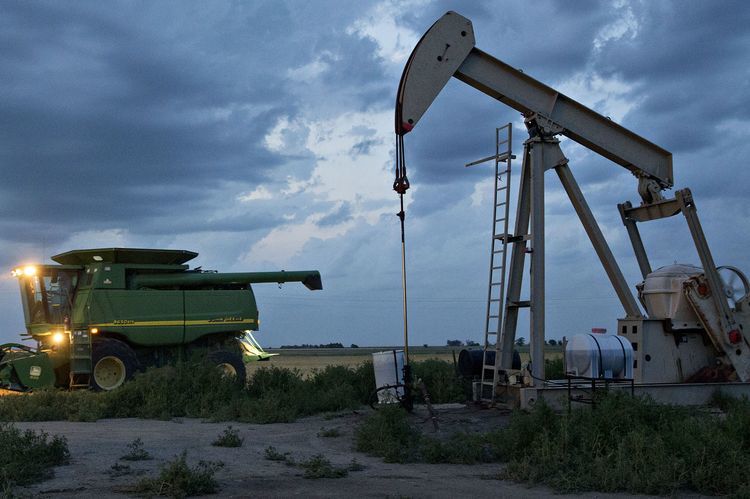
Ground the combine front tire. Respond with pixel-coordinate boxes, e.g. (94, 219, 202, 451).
(208, 350, 246, 383)
(91, 339, 138, 391)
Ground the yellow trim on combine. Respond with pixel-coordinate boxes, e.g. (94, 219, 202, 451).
(90, 319, 256, 328)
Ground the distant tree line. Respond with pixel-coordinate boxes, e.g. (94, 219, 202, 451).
(279, 342, 345, 349)
(447, 338, 562, 347)
(446, 339, 481, 347)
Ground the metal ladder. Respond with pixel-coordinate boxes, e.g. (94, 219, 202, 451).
(475, 124, 513, 403)
(69, 330, 92, 389)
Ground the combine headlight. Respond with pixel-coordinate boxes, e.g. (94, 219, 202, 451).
(52, 332, 66, 344)
(11, 266, 37, 277)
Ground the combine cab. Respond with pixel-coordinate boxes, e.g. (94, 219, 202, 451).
(2, 248, 321, 391)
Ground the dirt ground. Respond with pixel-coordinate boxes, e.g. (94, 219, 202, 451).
(15, 404, 652, 499)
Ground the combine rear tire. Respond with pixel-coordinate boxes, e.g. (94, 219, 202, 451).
(91, 339, 138, 391)
(207, 350, 246, 383)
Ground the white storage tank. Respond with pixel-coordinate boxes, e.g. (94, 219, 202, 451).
(372, 350, 405, 404)
(638, 264, 702, 328)
(564, 332, 634, 379)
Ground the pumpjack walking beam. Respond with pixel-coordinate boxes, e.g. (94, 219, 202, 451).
(395, 11, 666, 380)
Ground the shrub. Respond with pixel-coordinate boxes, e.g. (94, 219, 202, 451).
(299, 455, 348, 479)
(0, 358, 465, 424)
(120, 438, 152, 461)
(0, 424, 69, 490)
(355, 405, 420, 463)
(133, 452, 223, 498)
(355, 392, 750, 495)
(411, 359, 466, 404)
(211, 426, 243, 448)
(263, 446, 289, 462)
(317, 427, 341, 438)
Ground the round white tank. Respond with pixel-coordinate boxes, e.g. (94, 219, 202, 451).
(564, 333, 633, 379)
(639, 264, 702, 326)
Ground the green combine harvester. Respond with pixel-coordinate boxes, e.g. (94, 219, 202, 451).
(0, 248, 322, 391)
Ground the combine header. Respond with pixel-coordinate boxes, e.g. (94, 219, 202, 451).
(1, 248, 321, 391)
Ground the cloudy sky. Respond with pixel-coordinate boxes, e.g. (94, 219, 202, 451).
(1, 0, 749, 348)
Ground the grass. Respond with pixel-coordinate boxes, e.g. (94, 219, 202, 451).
(0, 423, 69, 491)
(120, 437, 153, 461)
(0, 358, 466, 423)
(356, 393, 750, 495)
(299, 454, 349, 479)
(317, 427, 341, 438)
(264, 446, 290, 462)
(263, 446, 363, 479)
(133, 451, 223, 498)
(211, 426, 243, 448)
(108, 462, 136, 478)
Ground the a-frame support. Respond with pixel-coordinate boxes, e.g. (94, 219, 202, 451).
(498, 122, 643, 382)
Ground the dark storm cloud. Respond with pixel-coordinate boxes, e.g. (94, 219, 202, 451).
(394, 0, 750, 203)
(593, 1, 750, 154)
(400, 0, 613, 81)
(0, 0, 380, 254)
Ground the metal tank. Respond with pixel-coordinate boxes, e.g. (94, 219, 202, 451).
(637, 264, 703, 329)
(564, 332, 634, 379)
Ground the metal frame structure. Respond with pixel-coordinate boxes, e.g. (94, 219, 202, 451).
(395, 11, 750, 395)
(465, 124, 514, 402)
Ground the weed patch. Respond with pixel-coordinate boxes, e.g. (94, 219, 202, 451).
(411, 359, 467, 403)
(212, 426, 243, 448)
(108, 462, 137, 478)
(356, 393, 750, 495)
(133, 451, 223, 498)
(0, 423, 69, 491)
(299, 454, 348, 479)
(120, 438, 152, 461)
(317, 427, 341, 438)
(263, 446, 289, 462)
(0, 358, 466, 423)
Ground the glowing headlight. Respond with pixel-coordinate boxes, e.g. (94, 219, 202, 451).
(23, 266, 36, 276)
(52, 332, 65, 344)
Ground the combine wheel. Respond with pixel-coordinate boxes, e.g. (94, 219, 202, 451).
(207, 350, 246, 383)
(91, 339, 138, 391)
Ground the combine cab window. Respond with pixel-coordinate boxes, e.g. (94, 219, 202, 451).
(21, 270, 78, 325)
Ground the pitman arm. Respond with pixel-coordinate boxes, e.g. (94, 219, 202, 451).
(396, 11, 674, 189)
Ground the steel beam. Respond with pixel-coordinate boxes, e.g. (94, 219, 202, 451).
(454, 47, 673, 187)
(618, 201, 652, 279)
(676, 189, 736, 332)
(529, 138, 546, 381)
(498, 144, 531, 369)
(556, 164, 643, 318)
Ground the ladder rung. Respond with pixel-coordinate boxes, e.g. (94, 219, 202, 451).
(508, 300, 531, 308)
(488, 314, 500, 318)
(494, 233, 528, 243)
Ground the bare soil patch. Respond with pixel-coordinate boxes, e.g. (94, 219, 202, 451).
(14, 404, 646, 498)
